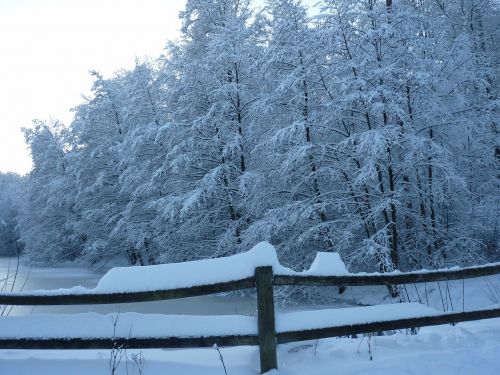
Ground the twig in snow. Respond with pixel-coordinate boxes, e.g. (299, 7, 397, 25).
(213, 344, 228, 375)
(109, 313, 126, 375)
(413, 283, 422, 304)
(462, 279, 465, 311)
(437, 281, 447, 311)
(125, 351, 145, 375)
(403, 285, 411, 303)
(445, 280, 454, 312)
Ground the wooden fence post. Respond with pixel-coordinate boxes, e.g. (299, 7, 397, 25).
(255, 266, 278, 374)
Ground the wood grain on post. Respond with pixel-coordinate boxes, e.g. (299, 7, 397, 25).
(255, 266, 278, 374)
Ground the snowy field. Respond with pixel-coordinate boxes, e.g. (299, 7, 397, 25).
(1, 317, 499, 375)
(1, 243, 499, 374)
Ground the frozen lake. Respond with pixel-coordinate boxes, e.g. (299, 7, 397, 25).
(0, 257, 258, 316)
(0, 257, 351, 316)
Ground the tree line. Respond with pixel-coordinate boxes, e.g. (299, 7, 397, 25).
(1, 0, 498, 272)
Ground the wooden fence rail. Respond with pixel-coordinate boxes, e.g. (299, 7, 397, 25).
(0, 262, 499, 374)
(1, 307, 498, 350)
(276, 307, 500, 344)
(0, 334, 259, 350)
(0, 277, 256, 305)
(1, 262, 498, 306)
(274, 262, 500, 286)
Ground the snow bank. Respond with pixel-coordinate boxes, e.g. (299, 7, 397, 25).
(1, 242, 351, 295)
(276, 303, 439, 333)
(95, 243, 350, 293)
(96, 242, 291, 293)
(0, 312, 257, 339)
(300, 251, 349, 276)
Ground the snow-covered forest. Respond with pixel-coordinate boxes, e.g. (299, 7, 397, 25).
(0, 0, 498, 273)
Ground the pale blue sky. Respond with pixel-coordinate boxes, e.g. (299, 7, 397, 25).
(0, 0, 183, 174)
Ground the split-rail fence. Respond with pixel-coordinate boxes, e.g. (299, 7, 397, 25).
(0, 262, 499, 373)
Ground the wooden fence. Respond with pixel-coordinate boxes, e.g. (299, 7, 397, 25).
(0, 262, 499, 373)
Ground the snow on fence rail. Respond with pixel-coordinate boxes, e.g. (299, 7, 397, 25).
(0, 242, 499, 374)
(273, 262, 500, 286)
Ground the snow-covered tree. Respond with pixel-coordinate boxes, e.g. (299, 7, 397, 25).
(0, 173, 23, 256)
(18, 121, 79, 263)
(241, 0, 347, 270)
(314, 0, 498, 270)
(67, 71, 131, 265)
(111, 61, 169, 265)
(149, 0, 264, 261)
(16, 0, 498, 272)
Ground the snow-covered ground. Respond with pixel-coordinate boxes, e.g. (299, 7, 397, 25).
(1, 317, 499, 375)
(1, 243, 499, 374)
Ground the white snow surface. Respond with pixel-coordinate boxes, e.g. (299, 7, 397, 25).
(300, 251, 349, 276)
(96, 242, 290, 293)
(0, 246, 498, 374)
(0, 312, 257, 339)
(1, 318, 499, 375)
